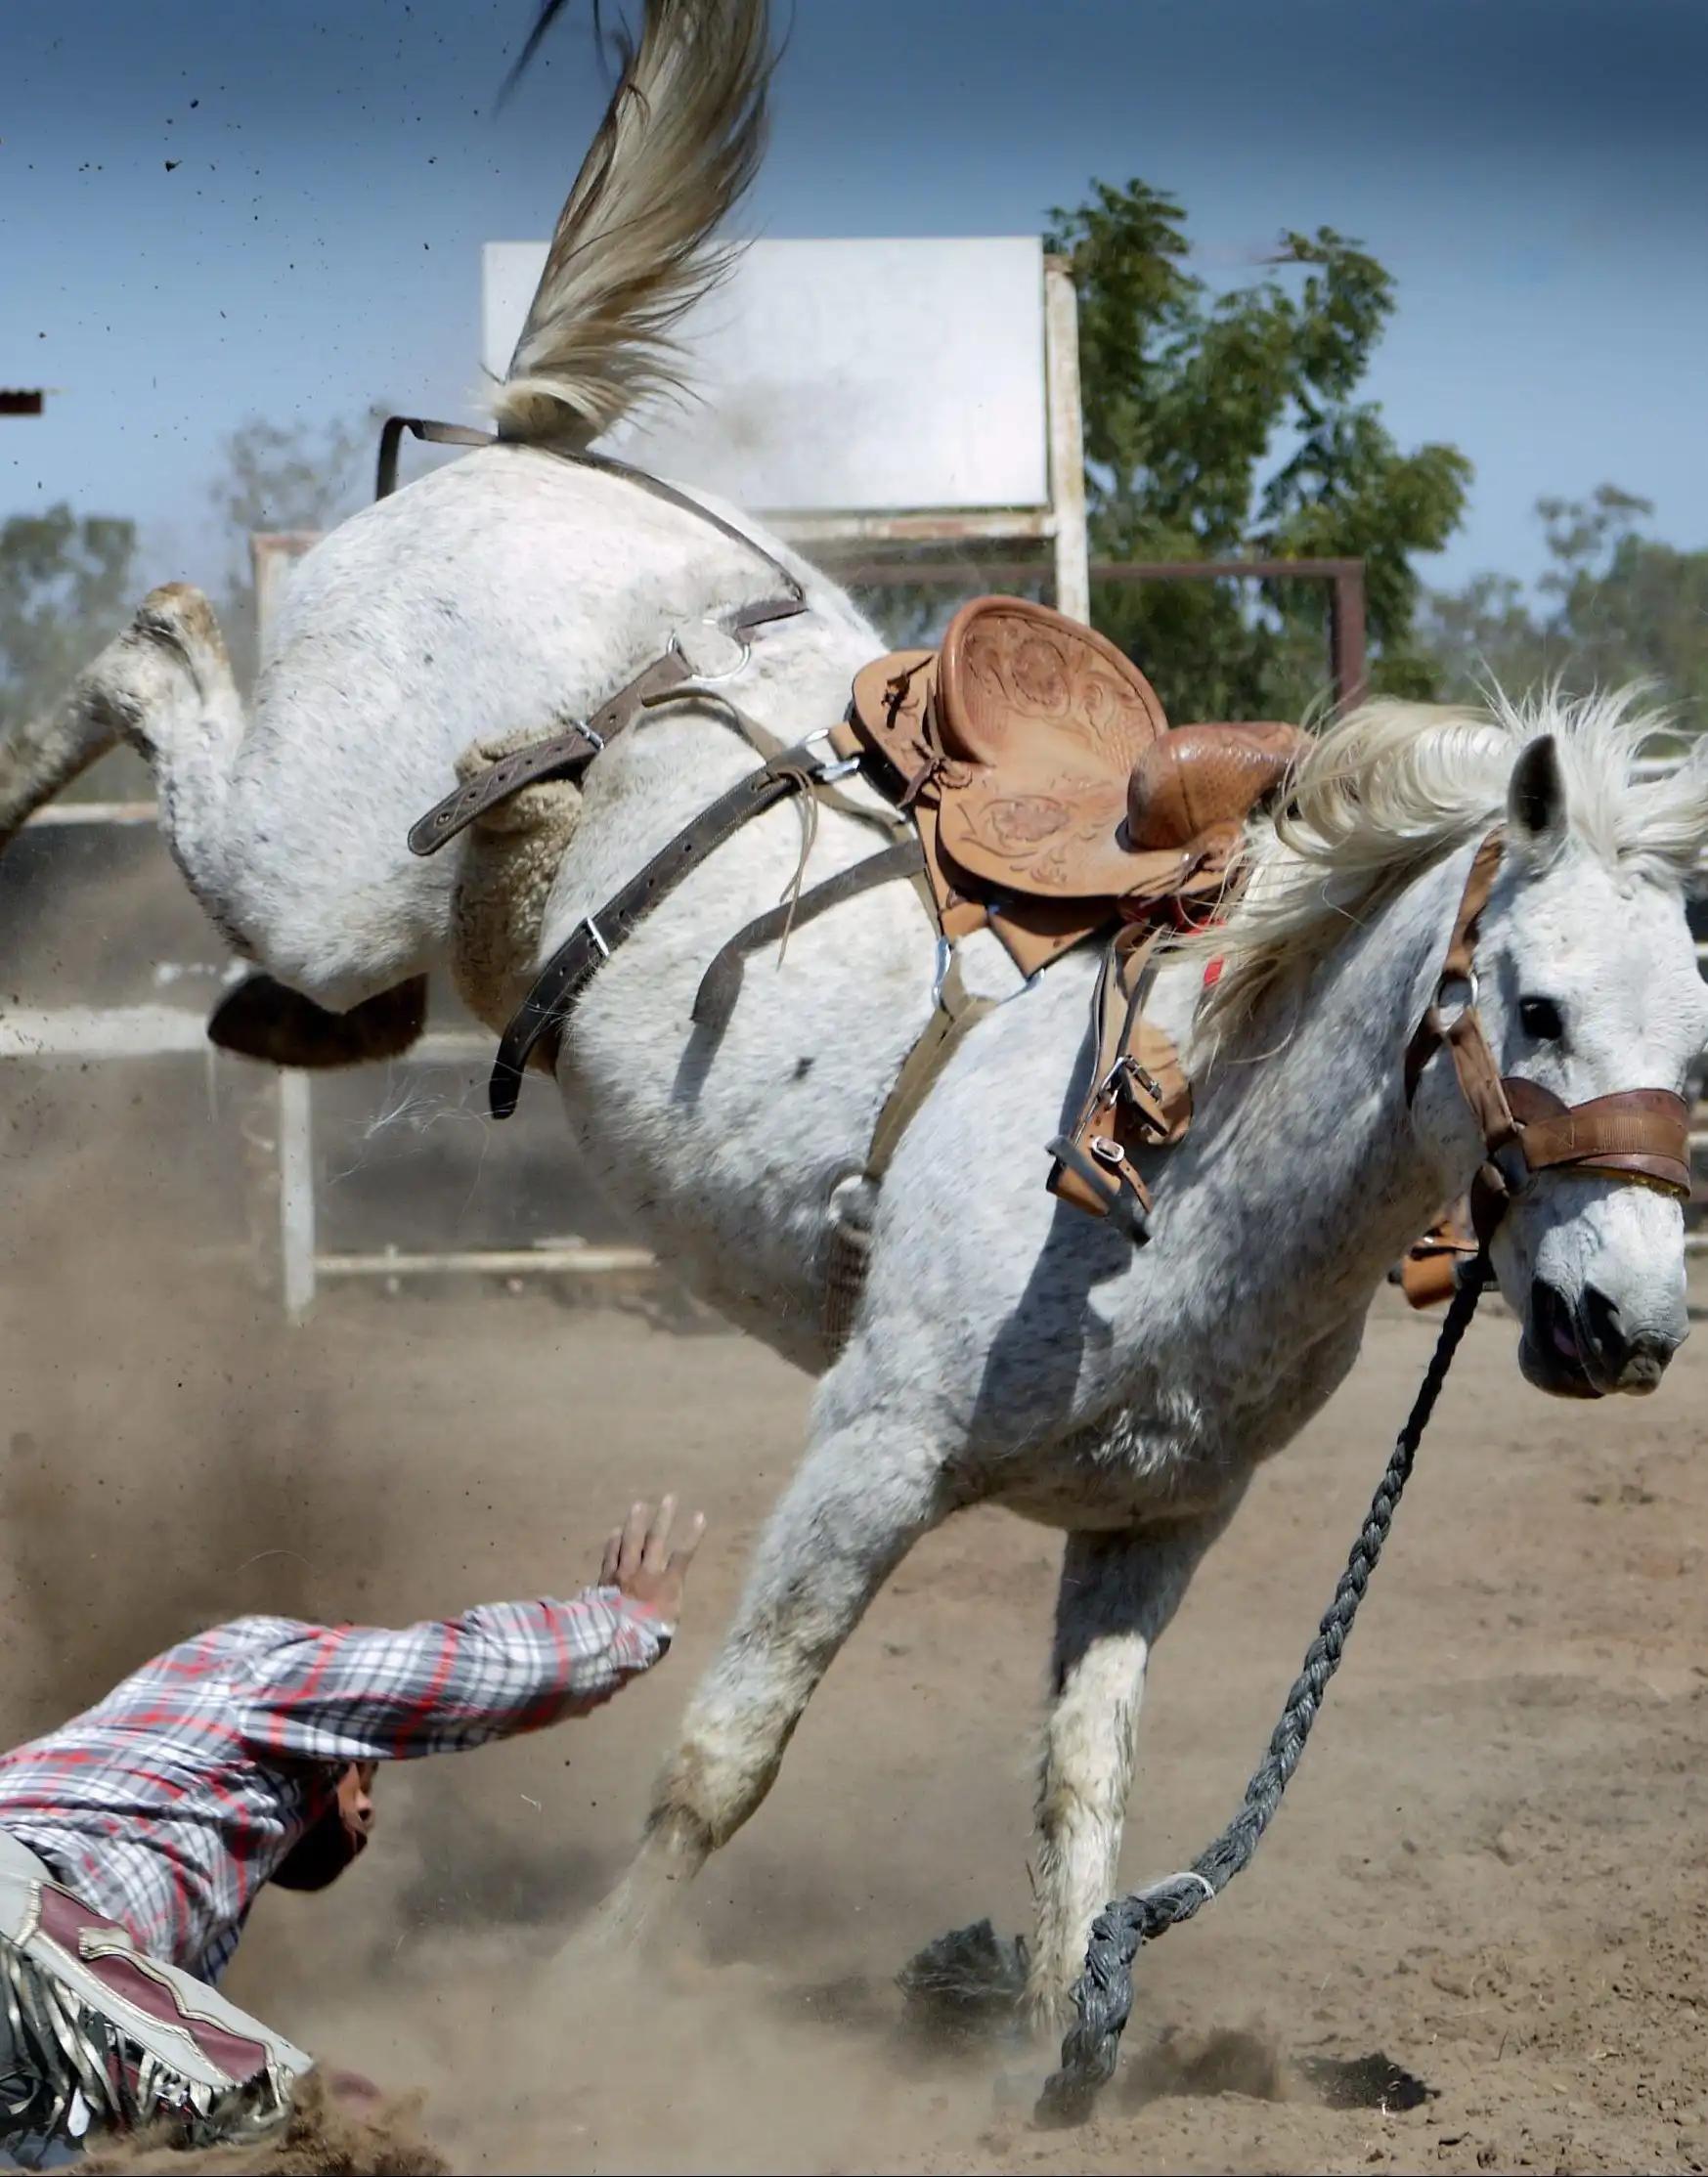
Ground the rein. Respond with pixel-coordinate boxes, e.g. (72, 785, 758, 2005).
(1037, 823, 1693, 2125)
(1036, 1256, 1490, 2124)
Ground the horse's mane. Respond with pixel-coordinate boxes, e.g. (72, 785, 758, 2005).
(1183, 684, 1708, 1051)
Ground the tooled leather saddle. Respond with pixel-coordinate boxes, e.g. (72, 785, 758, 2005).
(372, 420, 1313, 1320)
(428, 577, 1305, 1263)
(840, 596, 1304, 1226)
(845, 595, 1302, 978)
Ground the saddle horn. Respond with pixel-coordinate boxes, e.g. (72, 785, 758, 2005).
(1124, 722, 1306, 854)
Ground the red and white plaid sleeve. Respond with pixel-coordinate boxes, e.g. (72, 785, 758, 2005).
(232, 1589, 670, 1764)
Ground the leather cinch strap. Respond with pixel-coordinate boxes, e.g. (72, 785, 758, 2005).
(1404, 827, 1691, 1242)
(489, 744, 830, 1118)
(409, 651, 698, 856)
(821, 950, 995, 1353)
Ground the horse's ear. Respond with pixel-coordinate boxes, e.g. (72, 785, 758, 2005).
(1507, 733, 1569, 856)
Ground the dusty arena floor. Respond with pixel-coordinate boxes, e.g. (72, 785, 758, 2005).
(4, 1064, 1707, 2176)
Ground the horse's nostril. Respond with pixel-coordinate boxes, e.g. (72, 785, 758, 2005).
(1579, 1283, 1627, 1369)
(1529, 1276, 1583, 1366)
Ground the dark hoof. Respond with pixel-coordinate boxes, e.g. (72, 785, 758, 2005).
(207, 974, 428, 1068)
(1295, 2050, 1435, 2112)
(897, 1919, 1029, 2049)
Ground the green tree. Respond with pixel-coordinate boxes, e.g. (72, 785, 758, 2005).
(1420, 485, 1708, 729)
(1047, 180, 1472, 718)
(0, 506, 139, 739)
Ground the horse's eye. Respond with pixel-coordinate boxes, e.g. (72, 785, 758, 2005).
(1518, 996, 1565, 1042)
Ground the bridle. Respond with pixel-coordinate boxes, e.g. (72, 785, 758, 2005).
(1042, 821, 1697, 2128)
(1403, 828, 1692, 1245)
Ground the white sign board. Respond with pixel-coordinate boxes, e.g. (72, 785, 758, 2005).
(482, 237, 1049, 515)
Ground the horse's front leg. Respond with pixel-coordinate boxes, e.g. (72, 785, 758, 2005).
(593, 1409, 957, 1946)
(1029, 1500, 1241, 2028)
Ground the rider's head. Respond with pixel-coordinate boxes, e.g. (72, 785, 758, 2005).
(271, 1762, 377, 1894)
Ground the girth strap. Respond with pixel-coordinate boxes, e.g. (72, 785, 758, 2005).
(866, 954, 994, 1181)
(822, 952, 995, 1355)
(489, 743, 828, 1119)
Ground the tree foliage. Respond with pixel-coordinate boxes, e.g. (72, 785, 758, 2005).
(1420, 485, 1708, 730)
(1047, 179, 1471, 718)
(0, 506, 139, 739)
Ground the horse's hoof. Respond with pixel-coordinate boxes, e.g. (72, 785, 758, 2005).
(897, 1918, 1029, 2049)
(207, 973, 428, 1067)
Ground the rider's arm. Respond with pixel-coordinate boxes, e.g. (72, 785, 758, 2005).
(231, 1498, 703, 1764)
(232, 1590, 668, 1763)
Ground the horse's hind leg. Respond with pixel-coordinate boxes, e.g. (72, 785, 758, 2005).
(0, 584, 242, 934)
(1028, 1500, 1242, 2029)
(593, 1415, 956, 1948)
(1, 585, 427, 1063)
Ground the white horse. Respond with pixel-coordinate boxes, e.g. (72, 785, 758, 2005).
(6, 0, 1706, 2025)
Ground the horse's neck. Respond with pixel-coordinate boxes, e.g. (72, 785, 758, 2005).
(1184, 850, 1465, 1328)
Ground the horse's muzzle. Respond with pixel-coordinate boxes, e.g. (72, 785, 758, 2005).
(1522, 1277, 1681, 1398)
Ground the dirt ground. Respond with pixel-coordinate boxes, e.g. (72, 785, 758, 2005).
(3, 1047, 1708, 2177)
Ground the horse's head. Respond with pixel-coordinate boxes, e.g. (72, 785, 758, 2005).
(1414, 732, 1708, 1398)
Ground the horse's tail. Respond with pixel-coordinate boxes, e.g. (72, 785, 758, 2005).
(491, 0, 776, 448)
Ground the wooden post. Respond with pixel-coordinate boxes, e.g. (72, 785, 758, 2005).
(1328, 566, 1369, 710)
(1042, 256, 1089, 627)
(249, 532, 321, 660)
(252, 533, 325, 1321)
(277, 1069, 317, 1322)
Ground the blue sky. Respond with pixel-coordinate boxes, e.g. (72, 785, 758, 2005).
(5, 0, 1706, 595)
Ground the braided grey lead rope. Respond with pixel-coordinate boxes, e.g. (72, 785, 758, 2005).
(1035, 1255, 1490, 2126)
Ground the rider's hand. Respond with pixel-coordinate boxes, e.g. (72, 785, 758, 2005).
(599, 1495, 706, 1627)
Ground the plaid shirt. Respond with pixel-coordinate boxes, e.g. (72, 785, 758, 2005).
(0, 1589, 667, 1986)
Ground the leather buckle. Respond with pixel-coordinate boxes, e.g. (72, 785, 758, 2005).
(1108, 1056, 1170, 1140)
(803, 729, 861, 784)
(1100, 1133, 1155, 1219)
(1085, 1131, 1154, 1217)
